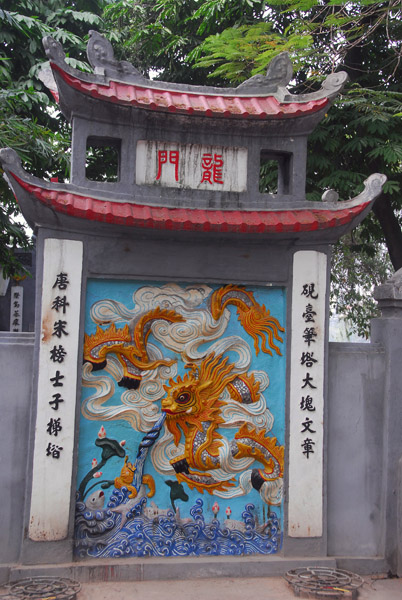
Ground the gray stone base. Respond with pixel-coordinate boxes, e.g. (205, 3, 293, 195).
(2, 556, 390, 585)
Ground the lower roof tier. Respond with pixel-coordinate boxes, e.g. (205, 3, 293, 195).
(1, 147, 385, 243)
(10, 172, 375, 234)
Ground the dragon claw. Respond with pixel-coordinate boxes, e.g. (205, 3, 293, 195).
(172, 458, 190, 474)
(251, 468, 266, 491)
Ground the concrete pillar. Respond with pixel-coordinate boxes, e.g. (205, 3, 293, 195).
(371, 268, 402, 574)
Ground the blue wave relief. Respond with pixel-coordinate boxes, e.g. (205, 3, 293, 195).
(74, 489, 282, 558)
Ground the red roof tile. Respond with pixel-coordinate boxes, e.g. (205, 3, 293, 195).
(51, 63, 329, 119)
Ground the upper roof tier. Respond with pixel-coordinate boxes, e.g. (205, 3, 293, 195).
(42, 31, 348, 122)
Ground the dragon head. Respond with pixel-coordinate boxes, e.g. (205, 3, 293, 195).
(161, 353, 237, 445)
(161, 372, 201, 418)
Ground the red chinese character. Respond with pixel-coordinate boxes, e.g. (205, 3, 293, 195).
(201, 153, 224, 185)
(212, 153, 224, 184)
(156, 150, 179, 182)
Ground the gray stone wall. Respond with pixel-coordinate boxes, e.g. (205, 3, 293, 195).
(0, 332, 35, 574)
(327, 342, 385, 557)
(0, 249, 36, 333)
(0, 327, 400, 576)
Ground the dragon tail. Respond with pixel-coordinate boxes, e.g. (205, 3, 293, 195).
(210, 285, 284, 356)
(233, 423, 284, 492)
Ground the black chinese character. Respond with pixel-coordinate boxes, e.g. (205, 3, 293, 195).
(13, 310, 20, 318)
(49, 393, 64, 410)
(49, 345, 67, 363)
(46, 442, 63, 459)
(13, 292, 20, 299)
(51, 295, 70, 314)
(301, 437, 315, 458)
(302, 303, 317, 323)
(47, 417, 62, 436)
(302, 372, 317, 389)
(50, 370, 64, 387)
(13, 301, 20, 308)
(53, 272, 69, 290)
(300, 352, 318, 368)
(301, 283, 318, 299)
(301, 417, 316, 434)
(300, 395, 316, 411)
(12, 318, 20, 326)
(303, 327, 317, 346)
(52, 320, 69, 338)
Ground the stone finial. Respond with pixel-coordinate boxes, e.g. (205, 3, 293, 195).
(236, 52, 293, 93)
(321, 71, 349, 97)
(374, 268, 402, 301)
(87, 30, 115, 72)
(322, 189, 339, 203)
(374, 268, 402, 317)
(43, 36, 66, 64)
(87, 30, 142, 78)
(0, 147, 22, 170)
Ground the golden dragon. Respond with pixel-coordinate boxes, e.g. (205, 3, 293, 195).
(161, 352, 284, 500)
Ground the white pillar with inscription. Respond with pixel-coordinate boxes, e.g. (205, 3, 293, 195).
(29, 238, 83, 541)
(288, 250, 327, 537)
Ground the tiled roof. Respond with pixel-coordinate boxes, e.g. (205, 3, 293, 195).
(51, 63, 329, 119)
(11, 173, 370, 234)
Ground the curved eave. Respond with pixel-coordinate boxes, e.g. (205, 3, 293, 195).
(10, 173, 373, 236)
(51, 63, 329, 120)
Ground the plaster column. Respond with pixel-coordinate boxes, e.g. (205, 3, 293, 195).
(371, 268, 402, 575)
(24, 238, 83, 564)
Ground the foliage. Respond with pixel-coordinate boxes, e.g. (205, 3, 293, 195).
(185, 0, 402, 334)
(330, 236, 392, 339)
(192, 22, 312, 83)
(306, 86, 402, 222)
(0, 0, 106, 277)
(102, 0, 269, 83)
(2, 0, 401, 333)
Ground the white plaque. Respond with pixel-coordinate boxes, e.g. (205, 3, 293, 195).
(288, 250, 327, 537)
(136, 140, 247, 192)
(10, 285, 23, 332)
(29, 238, 83, 541)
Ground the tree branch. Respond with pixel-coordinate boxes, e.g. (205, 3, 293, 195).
(373, 194, 402, 271)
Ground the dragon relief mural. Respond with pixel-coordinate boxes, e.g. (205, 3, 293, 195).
(75, 281, 286, 558)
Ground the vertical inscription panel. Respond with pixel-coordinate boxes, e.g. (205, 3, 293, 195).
(10, 285, 23, 332)
(29, 239, 83, 541)
(288, 250, 327, 538)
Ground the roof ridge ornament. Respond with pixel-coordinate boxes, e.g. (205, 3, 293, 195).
(87, 30, 144, 80)
(42, 35, 66, 64)
(237, 52, 293, 93)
